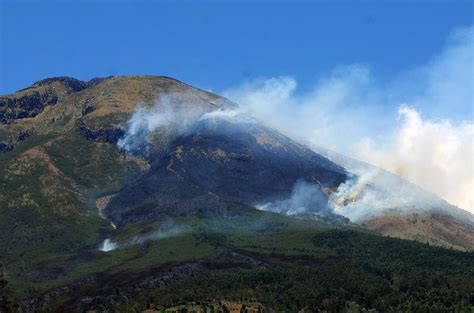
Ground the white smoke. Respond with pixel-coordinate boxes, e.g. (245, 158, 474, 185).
(128, 222, 190, 245)
(99, 238, 118, 252)
(256, 180, 331, 217)
(224, 25, 474, 215)
(118, 93, 243, 153)
(98, 222, 189, 252)
(357, 106, 474, 214)
(117, 103, 184, 152)
(329, 167, 456, 221)
(117, 97, 202, 152)
(224, 66, 389, 157)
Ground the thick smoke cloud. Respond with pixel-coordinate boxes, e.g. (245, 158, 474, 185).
(257, 180, 331, 216)
(117, 103, 183, 152)
(358, 106, 473, 214)
(328, 167, 464, 222)
(117, 93, 208, 153)
(117, 92, 244, 154)
(116, 26, 472, 220)
(224, 25, 473, 215)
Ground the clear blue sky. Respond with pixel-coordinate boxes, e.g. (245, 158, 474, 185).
(0, 0, 472, 95)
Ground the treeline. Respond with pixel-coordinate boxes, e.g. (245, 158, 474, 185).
(110, 230, 474, 312)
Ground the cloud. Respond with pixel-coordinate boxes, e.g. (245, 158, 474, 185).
(224, 25, 474, 215)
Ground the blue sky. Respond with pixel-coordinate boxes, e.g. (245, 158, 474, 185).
(0, 0, 472, 95)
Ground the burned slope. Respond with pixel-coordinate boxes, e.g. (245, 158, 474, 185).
(316, 147, 474, 251)
(104, 118, 347, 226)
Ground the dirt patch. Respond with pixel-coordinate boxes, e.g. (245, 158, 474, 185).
(254, 134, 283, 148)
(22, 146, 62, 176)
(96, 195, 114, 212)
(211, 148, 226, 158)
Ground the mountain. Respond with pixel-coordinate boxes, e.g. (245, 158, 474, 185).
(0, 76, 224, 262)
(1, 76, 473, 312)
(360, 210, 474, 250)
(104, 117, 347, 226)
(316, 147, 474, 251)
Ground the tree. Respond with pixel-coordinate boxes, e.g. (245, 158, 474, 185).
(0, 272, 16, 313)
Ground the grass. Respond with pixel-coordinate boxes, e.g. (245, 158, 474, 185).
(3, 213, 320, 297)
(0, 133, 56, 163)
(0, 131, 144, 295)
(2, 210, 474, 312)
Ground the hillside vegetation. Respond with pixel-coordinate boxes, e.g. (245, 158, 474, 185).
(0, 76, 473, 312)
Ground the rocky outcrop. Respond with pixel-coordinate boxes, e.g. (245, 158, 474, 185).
(17, 131, 30, 142)
(0, 143, 13, 153)
(81, 105, 95, 116)
(0, 76, 111, 124)
(0, 89, 58, 124)
(79, 124, 125, 144)
(31, 76, 106, 93)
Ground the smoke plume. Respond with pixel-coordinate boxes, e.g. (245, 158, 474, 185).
(328, 167, 462, 222)
(117, 92, 229, 153)
(256, 180, 331, 217)
(117, 91, 245, 156)
(358, 106, 473, 214)
(116, 26, 472, 220)
(224, 25, 473, 215)
(98, 222, 189, 252)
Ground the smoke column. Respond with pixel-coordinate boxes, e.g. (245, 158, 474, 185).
(224, 25, 473, 214)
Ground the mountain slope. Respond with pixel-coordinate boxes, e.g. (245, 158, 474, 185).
(360, 210, 474, 250)
(314, 146, 474, 250)
(104, 117, 347, 226)
(0, 76, 473, 312)
(0, 75, 346, 272)
(1, 75, 472, 257)
(0, 76, 227, 265)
